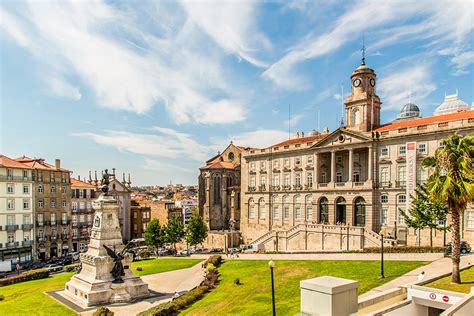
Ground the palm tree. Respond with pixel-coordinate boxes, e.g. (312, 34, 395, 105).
(423, 134, 474, 283)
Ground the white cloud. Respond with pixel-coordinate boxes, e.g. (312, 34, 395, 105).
(210, 129, 289, 150)
(74, 127, 210, 162)
(377, 64, 436, 111)
(284, 114, 304, 129)
(180, 1, 271, 68)
(0, 1, 248, 124)
(264, 0, 474, 88)
(48, 77, 82, 101)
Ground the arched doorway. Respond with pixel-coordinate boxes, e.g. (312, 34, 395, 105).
(319, 197, 329, 223)
(335, 197, 346, 224)
(354, 197, 366, 227)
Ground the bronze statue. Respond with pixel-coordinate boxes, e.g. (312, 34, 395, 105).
(100, 169, 110, 195)
(103, 244, 130, 283)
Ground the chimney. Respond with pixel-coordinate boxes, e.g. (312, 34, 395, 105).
(301, 131, 304, 137)
(55, 159, 60, 169)
(78, 175, 81, 181)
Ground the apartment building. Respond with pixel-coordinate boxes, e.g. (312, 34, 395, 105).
(130, 200, 151, 239)
(71, 177, 96, 252)
(0, 155, 34, 264)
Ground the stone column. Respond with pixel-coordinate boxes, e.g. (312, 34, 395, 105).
(348, 149, 353, 183)
(314, 153, 319, 186)
(331, 151, 336, 183)
(368, 147, 373, 181)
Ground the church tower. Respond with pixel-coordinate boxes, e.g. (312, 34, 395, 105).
(345, 48, 381, 132)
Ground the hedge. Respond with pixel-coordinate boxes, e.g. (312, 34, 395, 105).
(64, 263, 81, 272)
(139, 255, 222, 316)
(343, 246, 446, 254)
(93, 306, 114, 316)
(0, 268, 50, 287)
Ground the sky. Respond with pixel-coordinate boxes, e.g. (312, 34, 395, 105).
(1, 0, 473, 186)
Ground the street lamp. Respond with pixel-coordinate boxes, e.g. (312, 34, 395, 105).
(379, 226, 387, 279)
(229, 219, 237, 257)
(269, 259, 276, 316)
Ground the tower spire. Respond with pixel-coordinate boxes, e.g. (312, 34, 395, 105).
(361, 38, 366, 65)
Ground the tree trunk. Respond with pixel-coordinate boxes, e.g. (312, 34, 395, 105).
(450, 199, 461, 284)
(430, 227, 433, 253)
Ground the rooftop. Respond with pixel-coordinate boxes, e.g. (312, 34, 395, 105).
(0, 154, 32, 169)
(71, 178, 96, 188)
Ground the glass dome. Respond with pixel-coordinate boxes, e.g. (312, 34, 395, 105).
(434, 93, 468, 116)
(397, 103, 421, 120)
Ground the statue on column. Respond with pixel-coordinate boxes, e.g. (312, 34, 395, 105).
(101, 169, 111, 195)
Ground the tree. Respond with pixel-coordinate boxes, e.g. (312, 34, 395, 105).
(144, 219, 165, 253)
(400, 184, 448, 250)
(164, 215, 185, 252)
(185, 210, 208, 248)
(423, 134, 474, 284)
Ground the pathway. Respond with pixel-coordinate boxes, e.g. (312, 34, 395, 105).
(78, 261, 205, 316)
(360, 253, 474, 298)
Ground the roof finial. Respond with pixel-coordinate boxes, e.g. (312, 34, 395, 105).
(361, 37, 366, 65)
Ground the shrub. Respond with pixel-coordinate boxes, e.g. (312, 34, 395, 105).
(206, 263, 216, 272)
(343, 246, 446, 254)
(137, 267, 143, 271)
(204, 255, 222, 268)
(64, 263, 81, 272)
(0, 268, 50, 286)
(0, 294, 4, 301)
(234, 278, 240, 285)
(93, 306, 114, 316)
(138, 249, 153, 260)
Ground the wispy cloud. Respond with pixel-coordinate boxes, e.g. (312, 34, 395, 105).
(47, 77, 82, 101)
(210, 129, 289, 150)
(0, 1, 249, 124)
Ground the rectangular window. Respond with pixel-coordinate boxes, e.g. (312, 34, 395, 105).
(51, 199, 56, 208)
(397, 166, 406, 182)
(306, 206, 313, 221)
(273, 159, 279, 168)
(8, 233, 15, 243)
(7, 199, 14, 210)
(295, 173, 301, 186)
(23, 215, 31, 224)
(7, 183, 14, 194)
(250, 162, 255, 171)
(336, 156, 342, 164)
(38, 213, 44, 224)
(87, 202, 92, 210)
(38, 172, 43, 182)
(7, 215, 15, 225)
(134, 212, 138, 219)
(272, 205, 279, 219)
(79, 189, 84, 198)
(295, 157, 301, 166)
(23, 170, 28, 180)
(380, 167, 390, 184)
(72, 202, 78, 210)
(307, 172, 313, 188)
(295, 206, 301, 220)
(418, 143, 427, 154)
(51, 185, 56, 193)
(51, 213, 56, 224)
(336, 172, 343, 183)
(23, 199, 30, 210)
(284, 173, 290, 186)
(50, 172, 55, 182)
(23, 184, 29, 194)
(61, 186, 66, 194)
(7, 168, 13, 180)
(62, 200, 66, 208)
(249, 176, 256, 187)
(352, 172, 360, 182)
(321, 172, 327, 183)
(466, 211, 474, 229)
(381, 208, 388, 225)
(398, 195, 406, 204)
(307, 155, 313, 165)
(381, 147, 389, 156)
(398, 209, 406, 225)
(284, 158, 290, 167)
(79, 202, 85, 209)
(399, 145, 406, 155)
(439, 141, 445, 149)
(62, 213, 67, 222)
(260, 161, 266, 170)
(260, 176, 266, 185)
(134, 223, 138, 230)
(273, 175, 280, 186)
(381, 195, 388, 204)
(249, 205, 255, 219)
(284, 206, 289, 219)
(72, 215, 77, 225)
(38, 184, 43, 193)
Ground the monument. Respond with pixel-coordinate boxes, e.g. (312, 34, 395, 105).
(64, 169, 149, 307)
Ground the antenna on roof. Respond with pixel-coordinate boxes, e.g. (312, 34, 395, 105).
(340, 84, 345, 127)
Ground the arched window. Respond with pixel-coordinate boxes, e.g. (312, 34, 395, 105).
(248, 198, 255, 219)
(335, 197, 346, 224)
(258, 198, 265, 219)
(305, 194, 313, 221)
(354, 197, 366, 227)
(319, 197, 329, 223)
(213, 176, 221, 205)
(283, 195, 289, 220)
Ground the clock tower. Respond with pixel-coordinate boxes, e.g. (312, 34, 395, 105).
(345, 51, 381, 132)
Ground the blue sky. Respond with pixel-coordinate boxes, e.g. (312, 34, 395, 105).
(1, 0, 473, 185)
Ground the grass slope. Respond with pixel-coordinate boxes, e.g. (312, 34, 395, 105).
(182, 260, 427, 316)
(425, 266, 474, 293)
(130, 258, 203, 276)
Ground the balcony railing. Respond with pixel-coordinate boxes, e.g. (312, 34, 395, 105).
(49, 235, 58, 241)
(22, 224, 33, 230)
(6, 224, 19, 231)
(283, 185, 291, 191)
(37, 236, 46, 242)
(7, 242, 19, 248)
(396, 180, 406, 188)
(72, 235, 78, 240)
(36, 222, 44, 227)
(0, 175, 33, 181)
(379, 181, 392, 188)
(258, 184, 266, 192)
(50, 221, 57, 226)
(248, 186, 256, 192)
(293, 184, 303, 191)
(23, 240, 33, 247)
(304, 184, 313, 190)
(271, 185, 280, 191)
(353, 182, 365, 186)
(61, 234, 69, 240)
(61, 220, 70, 225)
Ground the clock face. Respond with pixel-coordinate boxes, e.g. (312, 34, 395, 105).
(353, 78, 361, 87)
(370, 78, 376, 87)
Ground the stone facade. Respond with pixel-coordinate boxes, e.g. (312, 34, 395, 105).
(71, 178, 96, 253)
(0, 155, 34, 264)
(203, 58, 474, 251)
(130, 200, 151, 239)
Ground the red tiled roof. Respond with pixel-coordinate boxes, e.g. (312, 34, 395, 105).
(376, 110, 474, 132)
(0, 155, 32, 169)
(272, 134, 328, 148)
(14, 156, 70, 172)
(71, 178, 96, 188)
(201, 160, 237, 170)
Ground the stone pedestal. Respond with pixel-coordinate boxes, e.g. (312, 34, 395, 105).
(300, 276, 359, 316)
(64, 194, 149, 307)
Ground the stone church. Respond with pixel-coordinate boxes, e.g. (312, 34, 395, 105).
(199, 56, 474, 251)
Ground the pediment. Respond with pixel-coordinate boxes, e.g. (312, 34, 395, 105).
(312, 128, 372, 148)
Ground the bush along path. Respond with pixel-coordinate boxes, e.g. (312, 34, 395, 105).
(138, 255, 223, 316)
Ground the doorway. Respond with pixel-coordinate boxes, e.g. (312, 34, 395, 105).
(335, 197, 346, 224)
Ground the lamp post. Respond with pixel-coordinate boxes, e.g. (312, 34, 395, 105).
(379, 226, 386, 279)
(229, 219, 237, 257)
(269, 259, 276, 316)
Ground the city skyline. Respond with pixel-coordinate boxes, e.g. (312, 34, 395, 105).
(1, 1, 473, 185)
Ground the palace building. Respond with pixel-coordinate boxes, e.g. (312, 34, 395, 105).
(200, 57, 474, 251)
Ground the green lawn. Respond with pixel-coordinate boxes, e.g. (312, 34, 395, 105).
(0, 272, 76, 316)
(130, 258, 203, 276)
(425, 267, 474, 293)
(0, 258, 203, 316)
(182, 260, 428, 316)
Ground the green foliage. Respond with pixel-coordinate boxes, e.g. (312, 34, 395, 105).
(144, 219, 165, 250)
(185, 211, 208, 247)
(164, 216, 185, 250)
(206, 263, 216, 272)
(204, 255, 222, 268)
(0, 268, 50, 286)
(93, 306, 114, 316)
(0, 294, 4, 301)
(343, 246, 446, 253)
(64, 263, 81, 272)
(137, 249, 153, 260)
(423, 134, 474, 283)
